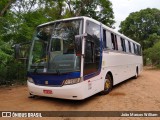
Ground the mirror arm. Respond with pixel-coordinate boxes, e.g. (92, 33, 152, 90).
(75, 33, 87, 38)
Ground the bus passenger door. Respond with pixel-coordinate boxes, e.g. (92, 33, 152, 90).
(84, 40, 96, 75)
(83, 20, 102, 94)
(84, 20, 101, 77)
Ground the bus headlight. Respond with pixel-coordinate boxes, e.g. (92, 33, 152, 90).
(27, 77, 34, 83)
(63, 78, 82, 85)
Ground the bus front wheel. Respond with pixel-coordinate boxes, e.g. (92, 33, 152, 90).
(101, 74, 113, 95)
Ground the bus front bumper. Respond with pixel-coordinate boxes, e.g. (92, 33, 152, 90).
(27, 81, 86, 100)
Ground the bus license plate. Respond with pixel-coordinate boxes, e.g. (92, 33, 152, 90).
(43, 90, 53, 94)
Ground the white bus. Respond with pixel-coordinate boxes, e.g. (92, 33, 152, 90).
(26, 16, 143, 100)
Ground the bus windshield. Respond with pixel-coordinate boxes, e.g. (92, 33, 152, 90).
(28, 19, 83, 74)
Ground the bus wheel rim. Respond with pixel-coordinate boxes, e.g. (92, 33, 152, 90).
(105, 79, 111, 90)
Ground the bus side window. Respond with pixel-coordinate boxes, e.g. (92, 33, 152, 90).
(106, 31, 112, 49)
(111, 33, 114, 49)
(115, 35, 118, 50)
(117, 36, 122, 51)
(137, 45, 141, 55)
(128, 41, 131, 53)
(135, 45, 138, 55)
(103, 29, 107, 48)
(120, 37, 126, 52)
(131, 42, 134, 54)
(111, 33, 118, 50)
(125, 40, 129, 53)
(139, 46, 142, 56)
(133, 43, 136, 55)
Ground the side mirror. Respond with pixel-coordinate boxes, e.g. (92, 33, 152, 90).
(74, 34, 87, 56)
(13, 42, 31, 60)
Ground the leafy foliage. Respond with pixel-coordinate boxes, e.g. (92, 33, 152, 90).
(0, 0, 15, 16)
(65, 0, 115, 27)
(144, 41, 160, 67)
(0, 0, 115, 85)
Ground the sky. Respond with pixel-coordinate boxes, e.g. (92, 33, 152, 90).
(109, 0, 160, 31)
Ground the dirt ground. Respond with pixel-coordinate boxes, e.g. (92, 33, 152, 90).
(0, 68, 160, 120)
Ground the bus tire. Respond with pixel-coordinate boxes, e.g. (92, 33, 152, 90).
(101, 74, 113, 95)
(133, 67, 138, 79)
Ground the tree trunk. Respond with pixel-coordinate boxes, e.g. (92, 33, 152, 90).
(0, 0, 15, 17)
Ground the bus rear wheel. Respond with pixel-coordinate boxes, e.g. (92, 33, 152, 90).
(133, 67, 138, 79)
(101, 74, 113, 95)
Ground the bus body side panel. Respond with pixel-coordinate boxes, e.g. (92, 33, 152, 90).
(102, 51, 143, 85)
(83, 73, 104, 97)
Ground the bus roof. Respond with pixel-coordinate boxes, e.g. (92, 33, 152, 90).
(37, 16, 85, 27)
(37, 16, 140, 46)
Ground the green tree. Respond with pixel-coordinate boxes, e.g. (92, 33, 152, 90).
(65, 0, 115, 27)
(119, 8, 160, 49)
(144, 33, 160, 48)
(144, 41, 160, 67)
